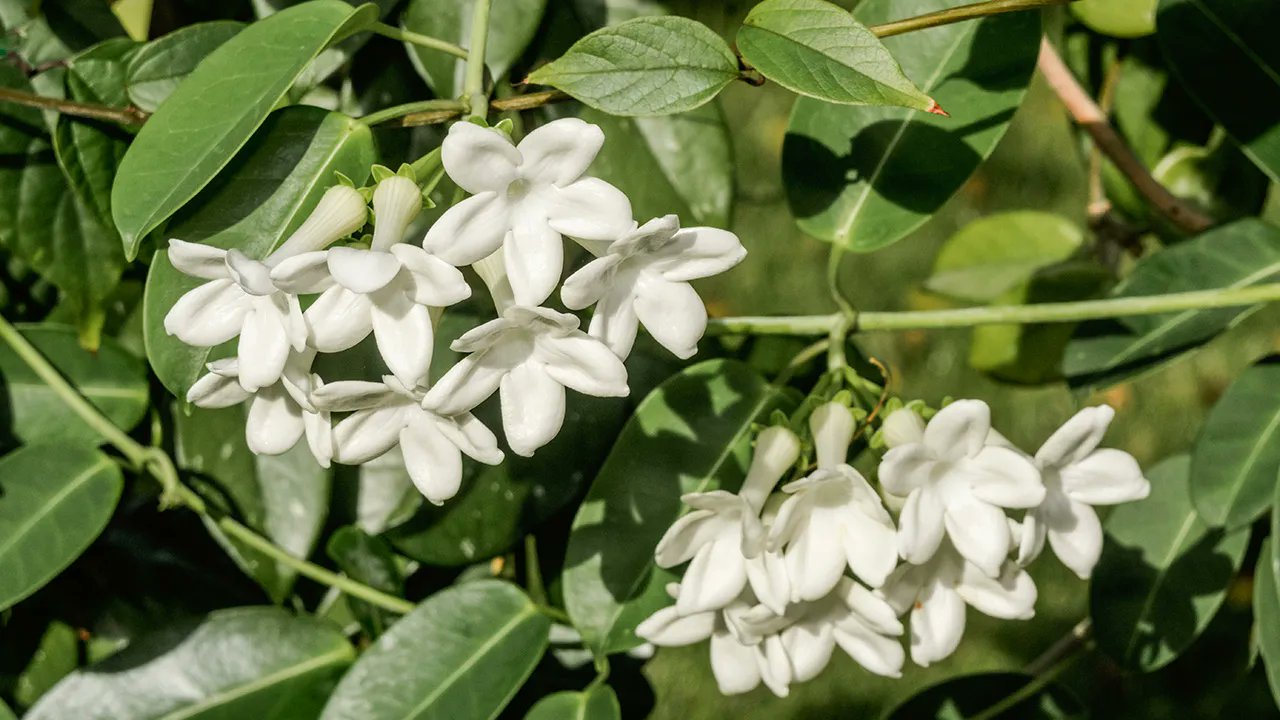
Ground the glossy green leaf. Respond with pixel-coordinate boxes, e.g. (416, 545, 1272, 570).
(1190, 357, 1280, 529)
(14, 622, 80, 708)
(563, 360, 798, 654)
(1090, 455, 1249, 671)
(738, 0, 932, 110)
(124, 21, 243, 112)
(525, 687, 621, 720)
(883, 671, 1085, 719)
(27, 607, 354, 720)
(783, 0, 1039, 252)
(1064, 219, 1280, 391)
(142, 106, 374, 399)
(0, 444, 123, 612)
(1073, 0, 1157, 38)
(0, 323, 148, 446)
(402, 0, 545, 98)
(1255, 538, 1280, 710)
(320, 580, 550, 720)
(577, 102, 732, 227)
(526, 16, 738, 116)
(926, 211, 1085, 303)
(1158, 0, 1280, 182)
(176, 404, 331, 603)
(111, 0, 377, 257)
(0, 699, 13, 720)
(327, 526, 403, 637)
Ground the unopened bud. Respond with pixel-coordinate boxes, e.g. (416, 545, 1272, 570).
(881, 408, 925, 449)
(810, 402, 855, 469)
(269, 185, 368, 262)
(370, 175, 423, 251)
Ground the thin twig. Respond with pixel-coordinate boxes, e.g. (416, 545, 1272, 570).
(0, 86, 146, 125)
(381, 90, 572, 127)
(869, 0, 1072, 38)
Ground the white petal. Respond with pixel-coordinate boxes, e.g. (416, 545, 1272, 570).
(878, 444, 934, 497)
(224, 250, 275, 295)
(333, 406, 409, 464)
(435, 412, 504, 465)
(441, 121, 520, 194)
(653, 509, 720, 568)
(757, 635, 792, 698)
(833, 622, 904, 678)
(303, 409, 333, 469)
(781, 622, 835, 683)
(164, 279, 252, 346)
(561, 255, 622, 310)
(1045, 500, 1104, 579)
(270, 185, 368, 259)
(268, 251, 333, 294)
(635, 605, 715, 646)
(515, 117, 604, 186)
(710, 629, 761, 695)
(423, 192, 511, 266)
(450, 316, 517, 354)
(745, 551, 791, 616)
(499, 362, 566, 457)
(739, 426, 802, 511)
(633, 274, 706, 360)
(545, 177, 634, 242)
(400, 417, 463, 505)
(186, 370, 251, 409)
(923, 400, 991, 461)
(784, 513, 847, 602)
(963, 445, 1045, 509)
(1017, 509, 1048, 567)
(957, 561, 1037, 620)
(677, 539, 749, 614)
(909, 582, 965, 667)
(304, 286, 374, 352)
(650, 227, 747, 282)
(370, 175, 423, 251)
(843, 513, 899, 589)
(245, 387, 305, 456)
(237, 305, 290, 392)
(881, 409, 926, 449)
(371, 289, 434, 389)
(421, 351, 511, 417)
(505, 210, 563, 307)
(535, 332, 629, 397)
(389, 245, 471, 307)
(312, 380, 397, 412)
(842, 581, 904, 636)
(1036, 405, 1115, 468)
(897, 488, 946, 565)
(586, 281, 640, 360)
(328, 247, 403, 293)
(810, 402, 856, 470)
(1060, 449, 1150, 505)
(943, 496, 1010, 578)
(167, 239, 228, 279)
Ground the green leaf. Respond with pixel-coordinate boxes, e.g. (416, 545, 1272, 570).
(926, 211, 1085, 303)
(1190, 357, 1280, 529)
(782, 0, 1039, 252)
(0, 323, 148, 446)
(27, 607, 354, 720)
(326, 526, 403, 637)
(526, 16, 738, 116)
(319, 580, 550, 720)
(124, 21, 244, 113)
(1072, 0, 1157, 38)
(0, 444, 123, 612)
(0, 699, 13, 720)
(563, 360, 798, 654)
(1090, 455, 1249, 671)
(1064, 219, 1280, 391)
(1255, 538, 1280, 710)
(883, 671, 1085, 719)
(175, 403, 331, 603)
(738, 0, 933, 111)
(142, 106, 374, 399)
(1158, 0, 1280, 182)
(14, 622, 80, 708)
(525, 687, 621, 720)
(577, 102, 732, 227)
(111, 0, 377, 257)
(402, 0, 545, 98)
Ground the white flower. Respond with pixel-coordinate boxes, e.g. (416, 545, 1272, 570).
(773, 578, 904, 681)
(652, 426, 801, 615)
(880, 407, 925, 449)
(185, 350, 333, 468)
(878, 400, 1044, 576)
(423, 118, 633, 306)
(271, 175, 470, 389)
(881, 539, 1036, 668)
(164, 185, 368, 391)
(560, 215, 746, 360)
(314, 375, 503, 505)
(420, 305, 628, 457)
(769, 403, 898, 600)
(1017, 406, 1150, 579)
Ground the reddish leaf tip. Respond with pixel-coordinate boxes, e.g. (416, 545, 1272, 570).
(926, 100, 949, 117)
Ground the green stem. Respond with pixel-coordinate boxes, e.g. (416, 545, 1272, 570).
(370, 21, 468, 60)
(708, 282, 1280, 336)
(463, 0, 493, 119)
(869, 0, 1073, 39)
(524, 535, 549, 607)
(968, 622, 1091, 720)
(360, 99, 466, 127)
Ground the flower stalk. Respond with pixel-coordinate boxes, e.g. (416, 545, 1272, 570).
(463, 0, 493, 120)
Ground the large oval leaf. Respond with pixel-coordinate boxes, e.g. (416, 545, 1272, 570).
(124, 21, 244, 113)
(0, 444, 122, 611)
(111, 0, 377, 256)
(525, 687, 620, 720)
(562, 360, 799, 654)
(0, 323, 148, 446)
(526, 16, 738, 116)
(1158, 0, 1280, 182)
(320, 580, 550, 720)
(27, 607, 354, 720)
(925, 211, 1085, 304)
(1064, 219, 1280, 391)
(402, 0, 545, 98)
(1190, 357, 1280, 529)
(782, 0, 1038, 252)
(1254, 538, 1280, 710)
(142, 106, 374, 399)
(883, 672, 1085, 719)
(738, 0, 933, 110)
(1090, 455, 1249, 671)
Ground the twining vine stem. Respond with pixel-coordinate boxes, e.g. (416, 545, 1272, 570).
(869, 0, 1073, 39)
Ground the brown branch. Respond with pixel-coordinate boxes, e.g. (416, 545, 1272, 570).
(0, 86, 147, 126)
(1037, 39, 1213, 235)
(385, 90, 572, 128)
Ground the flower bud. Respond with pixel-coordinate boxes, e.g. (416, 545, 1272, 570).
(739, 425, 800, 510)
(370, 175, 423, 251)
(810, 402, 855, 469)
(269, 185, 368, 262)
(881, 408, 925, 449)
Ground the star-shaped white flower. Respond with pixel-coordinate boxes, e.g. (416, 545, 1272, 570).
(880, 539, 1036, 668)
(560, 215, 746, 359)
(423, 118, 633, 306)
(768, 403, 898, 600)
(271, 175, 471, 389)
(185, 350, 333, 468)
(314, 375, 503, 505)
(652, 426, 801, 615)
(878, 400, 1044, 576)
(1016, 406, 1150, 578)
(164, 185, 368, 391)
(420, 305, 628, 457)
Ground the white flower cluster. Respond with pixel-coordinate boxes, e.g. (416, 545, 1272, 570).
(638, 400, 1149, 696)
(165, 118, 746, 504)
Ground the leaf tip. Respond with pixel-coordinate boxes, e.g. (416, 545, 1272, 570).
(926, 99, 949, 117)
